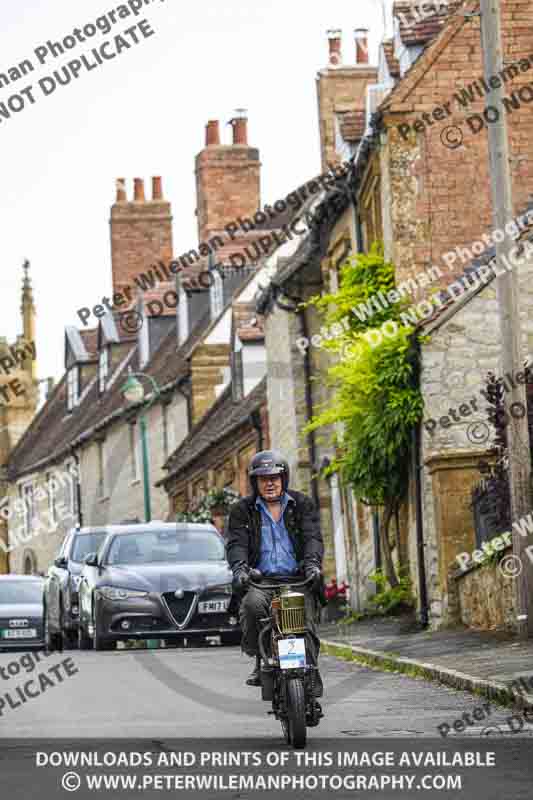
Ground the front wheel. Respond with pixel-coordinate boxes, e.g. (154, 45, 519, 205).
(93, 618, 115, 651)
(44, 608, 62, 653)
(78, 622, 93, 650)
(286, 678, 307, 749)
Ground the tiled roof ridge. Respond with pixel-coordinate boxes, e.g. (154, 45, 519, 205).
(7, 308, 212, 478)
(160, 377, 267, 483)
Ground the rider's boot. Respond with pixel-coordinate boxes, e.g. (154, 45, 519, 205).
(246, 655, 262, 686)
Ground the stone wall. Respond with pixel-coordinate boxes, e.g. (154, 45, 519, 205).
(420, 241, 533, 628)
(453, 550, 516, 632)
(81, 392, 188, 528)
(263, 283, 338, 580)
(6, 459, 78, 575)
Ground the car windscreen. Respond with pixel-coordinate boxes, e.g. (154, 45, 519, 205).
(0, 581, 43, 605)
(105, 530, 225, 565)
(71, 533, 107, 563)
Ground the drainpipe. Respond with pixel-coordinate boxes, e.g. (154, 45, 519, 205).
(70, 449, 83, 528)
(299, 307, 320, 510)
(412, 337, 429, 628)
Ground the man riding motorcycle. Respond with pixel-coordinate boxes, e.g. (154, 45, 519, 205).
(225, 450, 324, 692)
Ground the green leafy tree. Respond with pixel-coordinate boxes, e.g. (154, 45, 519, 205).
(305, 244, 423, 588)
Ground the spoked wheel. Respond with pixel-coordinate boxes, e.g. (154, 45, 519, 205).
(286, 677, 307, 749)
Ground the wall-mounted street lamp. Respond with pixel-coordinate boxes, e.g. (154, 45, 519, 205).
(121, 371, 161, 522)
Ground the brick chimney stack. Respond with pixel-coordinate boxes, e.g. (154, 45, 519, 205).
(354, 28, 369, 65)
(327, 29, 342, 65)
(133, 178, 145, 202)
(195, 111, 260, 244)
(152, 176, 163, 200)
(110, 176, 173, 298)
(116, 178, 127, 202)
(231, 109, 248, 145)
(316, 28, 378, 172)
(206, 120, 220, 146)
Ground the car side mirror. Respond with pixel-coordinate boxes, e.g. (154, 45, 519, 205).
(84, 552, 99, 567)
(54, 556, 68, 569)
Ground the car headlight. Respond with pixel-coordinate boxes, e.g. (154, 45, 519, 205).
(205, 584, 232, 595)
(98, 587, 148, 601)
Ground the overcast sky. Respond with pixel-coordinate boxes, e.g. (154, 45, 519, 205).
(0, 0, 391, 382)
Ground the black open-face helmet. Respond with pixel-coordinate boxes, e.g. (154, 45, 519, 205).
(248, 450, 290, 496)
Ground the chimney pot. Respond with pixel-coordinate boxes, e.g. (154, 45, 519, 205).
(354, 28, 369, 65)
(152, 176, 163, 200)
(116, 178, 127, 202)
(327, 28, 342, 65)
(133, 178, 145, 202)
(206, 120, 220, 146)
(231, 109, 248, 145)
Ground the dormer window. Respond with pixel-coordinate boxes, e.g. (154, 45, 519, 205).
(99, 347, 109, 394)
(67, 366, 79, 411)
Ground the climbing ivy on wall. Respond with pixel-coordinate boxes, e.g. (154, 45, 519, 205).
(305, 243, 424, 588)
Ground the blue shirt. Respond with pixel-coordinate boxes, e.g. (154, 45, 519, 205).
(255, 493, 298, 576)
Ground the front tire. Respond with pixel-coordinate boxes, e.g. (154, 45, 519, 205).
(286, 678, 307, 749)
(44, 608, 62, 653)
(62, 628, 79, 650)
(93, 620, 115, 651)
(78, 622, 93, 650)
(221, 632, 241, 646)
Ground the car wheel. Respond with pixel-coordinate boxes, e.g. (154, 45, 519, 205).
(78, 622, 93, 650)
(221, 632, 242, 646)
(93, 616, 115, 651)
(44, 607, 61, 653)
(62, 628, 78, 651)
(59, 607, 78, 650)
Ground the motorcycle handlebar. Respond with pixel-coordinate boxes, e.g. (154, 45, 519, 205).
(247, 571, 317, 590)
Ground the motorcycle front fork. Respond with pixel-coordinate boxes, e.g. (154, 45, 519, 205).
(271, 668, 321, 727)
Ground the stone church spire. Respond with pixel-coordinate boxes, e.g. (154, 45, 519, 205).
(20, 259, 36, 380)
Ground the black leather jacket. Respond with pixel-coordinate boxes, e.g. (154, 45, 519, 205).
(225, 489, 324, 576)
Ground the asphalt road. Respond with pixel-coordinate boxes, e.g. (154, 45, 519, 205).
(1, 643, 531, 739)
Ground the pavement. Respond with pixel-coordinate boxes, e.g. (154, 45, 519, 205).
(319, 613, 533, 711)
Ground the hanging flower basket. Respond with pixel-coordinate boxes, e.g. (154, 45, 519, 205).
(175, 487, 240, 524)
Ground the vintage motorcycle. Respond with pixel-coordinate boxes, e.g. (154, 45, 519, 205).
(248, 569, 324, 749)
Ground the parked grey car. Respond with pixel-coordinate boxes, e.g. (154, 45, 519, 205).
(77, 521, 240, 651)
(0, 575, 45, 651)
(43, 527, 108, 650)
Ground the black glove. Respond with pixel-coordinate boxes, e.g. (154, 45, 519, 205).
(305, 565, 322, 592)
(232, 568, 250, 592)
